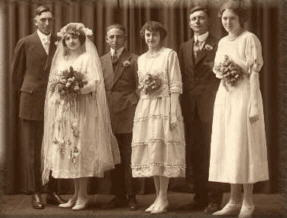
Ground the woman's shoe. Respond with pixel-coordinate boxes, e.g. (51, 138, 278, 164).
(238, 205, 255, 218)
(212, 202, 241, 216)
(145, 203, 156, 213)
(145, 198, 158, 213)
(150, 202, 169, 214)
(72, 199, 89, 211)
(59, 198, 76, 208)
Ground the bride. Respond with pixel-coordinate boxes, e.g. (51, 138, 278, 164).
(41, 23, 120, 210)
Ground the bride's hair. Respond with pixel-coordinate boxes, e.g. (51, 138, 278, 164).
(62, 26, 86, 47)
(57, 23, 93, 56)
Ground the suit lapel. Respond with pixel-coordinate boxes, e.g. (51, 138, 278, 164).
(44, 34, 57, 73)
(185, 39, 195, 73)
(195, 34, 216, 66)
(102, 53, 114, 91)
(112, 49, 130, 88)
(33, 32, 48, 57)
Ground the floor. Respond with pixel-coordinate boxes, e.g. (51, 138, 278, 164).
(0, 192, 286, 217)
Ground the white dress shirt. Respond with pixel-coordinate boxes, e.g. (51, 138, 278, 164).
(110, 46, 124, 59)
(194, 31, 209, 50)
(37, 29, 51, 54)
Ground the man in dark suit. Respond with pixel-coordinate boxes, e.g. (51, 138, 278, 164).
(101, 24, 139, 210)
(178, 5, 222, 214)
(11, 5, 65, 209)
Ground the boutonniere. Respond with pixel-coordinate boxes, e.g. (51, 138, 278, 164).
(54, 41, 59, 46)
(122, 60, 131, 67)
(204, 44, 213, 51)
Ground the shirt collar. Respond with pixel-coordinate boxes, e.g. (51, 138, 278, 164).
(110, 47, 125, 57)
(37, 29, 51, 42)
(194, 32, 209, 42)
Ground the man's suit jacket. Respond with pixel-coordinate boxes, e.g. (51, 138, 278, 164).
(178, 34, 219, 123)
(101, 49, 138, 134)
(11, 31, 57, 121)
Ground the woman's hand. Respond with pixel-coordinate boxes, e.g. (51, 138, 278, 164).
(80, 80, 96, 94)
(170, 113, 177, 130)
(170, 93, 179, 130)
(80, 86, 90, 94)
(249, 70, 260, 124)
(249, 103, 259, 123)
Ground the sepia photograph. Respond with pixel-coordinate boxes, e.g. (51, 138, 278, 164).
(0, 0, 286, 217)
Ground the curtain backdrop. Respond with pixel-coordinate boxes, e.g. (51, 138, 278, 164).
(3, 0, 282, 194)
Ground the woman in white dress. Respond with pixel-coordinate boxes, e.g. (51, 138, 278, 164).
(209, 1, 269, 217)
(41, 23, 120, 210)
(131, 21, 185, 214)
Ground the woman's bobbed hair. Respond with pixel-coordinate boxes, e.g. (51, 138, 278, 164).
(140, 21, 167, 41)
(218, 0, 249, 27)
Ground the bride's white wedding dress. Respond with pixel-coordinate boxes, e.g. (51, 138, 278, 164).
(42, 38, 120, 183)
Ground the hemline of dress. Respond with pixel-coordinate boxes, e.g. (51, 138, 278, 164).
(51, 170, 105, 179)
(132, 164, 185, 178)
(208, 177, 269, 184)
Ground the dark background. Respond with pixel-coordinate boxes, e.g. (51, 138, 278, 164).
(1, 0, 285, 196)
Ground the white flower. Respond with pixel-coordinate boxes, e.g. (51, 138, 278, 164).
(122, 60, 131, 67)
(205, 44, 213, 51)
(83, 27, 93, 36)
(57, 23, 93, 39)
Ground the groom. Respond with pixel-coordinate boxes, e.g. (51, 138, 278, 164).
(11, 5, 65, 209)
(101, 24, 139, 210)
(178, 4, 222, 214)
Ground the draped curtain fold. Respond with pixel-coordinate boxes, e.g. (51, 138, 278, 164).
(3, 0, 281, 194)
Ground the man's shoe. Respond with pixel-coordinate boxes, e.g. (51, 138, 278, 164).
(177, 200, 208, 211)
(204, 202, 221, 214)
(32, 193, 45, 209)
(128, 197, 138, 210)
(46, 192, 66, 205)
(102, 196, 128, 209)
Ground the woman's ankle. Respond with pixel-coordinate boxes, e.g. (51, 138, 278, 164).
(228, 199, 241, 205)
(242, 201, 254, 208)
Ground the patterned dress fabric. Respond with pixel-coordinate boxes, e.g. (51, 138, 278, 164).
(131, 47, 186, 178)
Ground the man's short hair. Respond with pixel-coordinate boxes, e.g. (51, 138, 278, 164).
(34, 5, 52, 17)
(106, 24, 126, 35)
(189, 4, 209, 16)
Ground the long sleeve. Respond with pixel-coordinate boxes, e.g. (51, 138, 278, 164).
(11, 38, 26, 93)
(245, 33, 264, 105)
(167, 50, 182, 94)
(213, 39, 224, 79)
(166, 50, 182, 125)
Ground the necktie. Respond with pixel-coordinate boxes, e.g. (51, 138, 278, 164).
(111, 50, 118, 64)
(43, 37, 50, 54)
(193, 40, 201, 59)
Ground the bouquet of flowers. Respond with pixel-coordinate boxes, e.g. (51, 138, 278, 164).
(139, 73, 162, 95)
(50, 66, 87, 98)
(214, 55, 243, 87)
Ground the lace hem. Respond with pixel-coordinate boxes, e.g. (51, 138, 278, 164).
(132, 138, 184, 147)
(170, 82, 182, 94)
(132, 163, 185, 178)
(133, 114, 183, 122)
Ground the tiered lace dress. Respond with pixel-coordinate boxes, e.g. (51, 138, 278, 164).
(131, 47, 185, 178)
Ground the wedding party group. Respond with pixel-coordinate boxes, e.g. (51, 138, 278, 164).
(10, 0, 269, 217)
